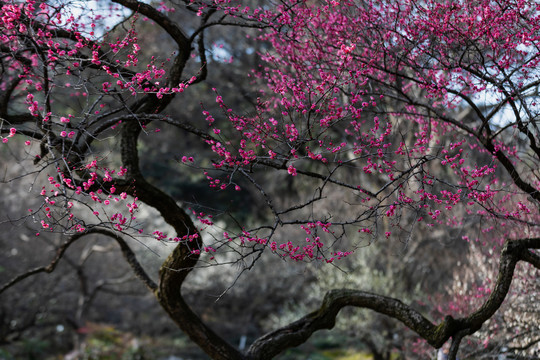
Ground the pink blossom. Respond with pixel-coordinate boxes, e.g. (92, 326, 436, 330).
(287, 165, 297, 176)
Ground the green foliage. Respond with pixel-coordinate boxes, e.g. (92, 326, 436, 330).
(278, 347, 375, 360)
(71, 326, 207, 360)
(20, 338, 50, 360)
(0, 348, 15, 360)
(275, 332, 377, 360)
(321, 350, 373, 360)
(74, 325, 151, 360)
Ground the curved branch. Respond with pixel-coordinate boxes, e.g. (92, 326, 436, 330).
(92, 228, 157, 292)
(483, 141, 540, 203)
(247, 238, 540, 359)
(88, 113, 169, 139)
(448, 330, 468, 360)
(508, 336, 540, 352)
(247, 290, 439, 360)
(0, 228, 159, 295)
(110, 0, 192, 92)
(111, 0, 189, 49)
(459, 240, 523, 330)
(0, 233, 81, 295)
(520, 249, 540, 269)
(120, 118, 243, 359)
(191, 29, 208, 85)
(0, 73, 22, 116)
(254, 158, 378, 198)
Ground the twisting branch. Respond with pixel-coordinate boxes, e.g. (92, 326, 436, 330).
(119, 110, 243, 359)
(0, 228, 157, 295)
(247, 289, 438, 360)
(448, 330, 468, 360)
(92, 228, 157, 293)
(0, 233, 81, 295)
(111, 0, 189, 49)
(520, 249, 540, 269)
(246, 238, 540, 360)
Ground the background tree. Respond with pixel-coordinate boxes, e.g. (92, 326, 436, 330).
(1, 0, 539, 359)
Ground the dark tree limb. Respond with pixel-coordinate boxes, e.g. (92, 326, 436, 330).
(246, 238, 540, 359)
(119, 110, 244, 359)
(92, 229, 157, 292)
(247, 290, 438, 360)
(448, 330, 467, 360)
(520, 248, 540, 269)
(0, 228, 157, 295)
(108, 0, 192, 115)
(0, 233, 82, 295)
(508, 336, 540, 352)
(103, 3, 245, 353)
(483, 141, 540, 203)
(111, 0, 189, 49)
(458, 240, 538, 331)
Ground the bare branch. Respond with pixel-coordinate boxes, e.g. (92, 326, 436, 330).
(520, 249, 540, 269)
(111, 0, 189, 49)
(448, 330, 468, 360)
(0, 228, 158, 295)
(247, 238, 540, 359)
(247, 289, 438, 360)
(0, 233, 82, 295)
(93, 228, 158, 293)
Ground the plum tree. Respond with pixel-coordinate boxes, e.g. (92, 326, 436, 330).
(1, 0, 539, 359)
